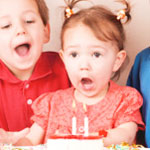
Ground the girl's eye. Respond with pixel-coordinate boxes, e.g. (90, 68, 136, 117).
(71, 52, 78, 58)
(93, 52, 101, 58)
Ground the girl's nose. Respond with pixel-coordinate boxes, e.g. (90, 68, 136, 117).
(79, 58, 90, 71)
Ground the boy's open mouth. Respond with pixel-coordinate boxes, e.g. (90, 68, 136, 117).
(15, 43, 31, 56)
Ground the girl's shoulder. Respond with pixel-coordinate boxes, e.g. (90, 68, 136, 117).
(109, 80, 143, 103)
(110, 80, 140, 92)
(33, 87, 74, 107)
(51, 87, 74, 103)
(31, 87, 74, 119)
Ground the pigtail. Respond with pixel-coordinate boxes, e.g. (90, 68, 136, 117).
(64, 0, 86, 19)
(116, 0, 131, 23)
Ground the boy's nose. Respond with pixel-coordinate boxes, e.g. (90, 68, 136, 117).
(16, 23, 26, 36)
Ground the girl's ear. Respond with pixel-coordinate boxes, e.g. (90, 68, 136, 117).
(43, 23, 50, 43)
(113, 50, 126, 72)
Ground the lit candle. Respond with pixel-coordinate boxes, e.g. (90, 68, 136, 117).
(72, 116, 77, 135)
(84, 116, 88, 136)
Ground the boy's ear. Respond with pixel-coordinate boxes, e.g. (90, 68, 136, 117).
(43, 23, 50, 43)
(59, 49, 64, 62)
(113, 50, 126, 72)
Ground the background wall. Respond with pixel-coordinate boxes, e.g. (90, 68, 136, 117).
(44, 0, 150, 85)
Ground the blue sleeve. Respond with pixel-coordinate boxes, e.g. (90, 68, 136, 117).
(127, 54, 141, 92)
(126, 47, 150, 147)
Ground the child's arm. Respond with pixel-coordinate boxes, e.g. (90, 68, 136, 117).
(103, 121, 137, 147)
(15, 123, 45, 146)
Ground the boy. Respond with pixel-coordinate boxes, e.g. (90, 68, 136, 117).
(0, 0, 70, 143)
(127, 47, 150, 147)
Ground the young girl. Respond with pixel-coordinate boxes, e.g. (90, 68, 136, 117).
(15, 0, 144, 146)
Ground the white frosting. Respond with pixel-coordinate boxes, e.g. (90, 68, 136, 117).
(47, 138, 104, 150)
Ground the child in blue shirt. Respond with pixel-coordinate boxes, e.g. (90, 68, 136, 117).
(127, 47, 150, 147)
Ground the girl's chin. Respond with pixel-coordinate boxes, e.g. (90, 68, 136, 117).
(77, 90, 96, 98)
(80, 82, 95, 91)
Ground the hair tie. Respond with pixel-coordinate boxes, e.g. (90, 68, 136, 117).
(116, 9, 126, 20)
(65, 7, 74, 18)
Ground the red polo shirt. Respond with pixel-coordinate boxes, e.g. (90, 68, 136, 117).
(0, 51, 70, 131)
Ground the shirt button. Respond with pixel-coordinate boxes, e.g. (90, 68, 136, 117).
(25, 84, 30, 89)
(27, 99, 32, 105)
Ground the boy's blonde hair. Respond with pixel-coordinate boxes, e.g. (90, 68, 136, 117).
(34, 0, 49, 25)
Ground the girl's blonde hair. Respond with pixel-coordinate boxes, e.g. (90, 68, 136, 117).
(61, 0, 131, 80)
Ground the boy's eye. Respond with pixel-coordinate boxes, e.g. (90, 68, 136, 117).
(1, 24, 11, 29)
(25, 20, 35, 24)
(93, 52, 101, 58)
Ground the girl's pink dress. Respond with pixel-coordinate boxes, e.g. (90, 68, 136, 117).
(31, 80, 144, 142)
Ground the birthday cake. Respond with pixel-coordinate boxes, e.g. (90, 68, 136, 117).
(47, 135, 104, 150)
(0, 136, 103, 150)
(0, 141, 145, 150)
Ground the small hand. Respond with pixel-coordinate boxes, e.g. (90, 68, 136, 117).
(0, 128, 29, 144)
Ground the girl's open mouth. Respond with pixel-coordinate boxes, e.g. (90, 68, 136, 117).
(81, 78, 94, 90)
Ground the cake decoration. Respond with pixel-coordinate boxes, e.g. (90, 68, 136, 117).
(107, 142, 145, 150)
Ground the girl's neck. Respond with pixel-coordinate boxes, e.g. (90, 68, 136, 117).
(74, 84, 109, 105)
